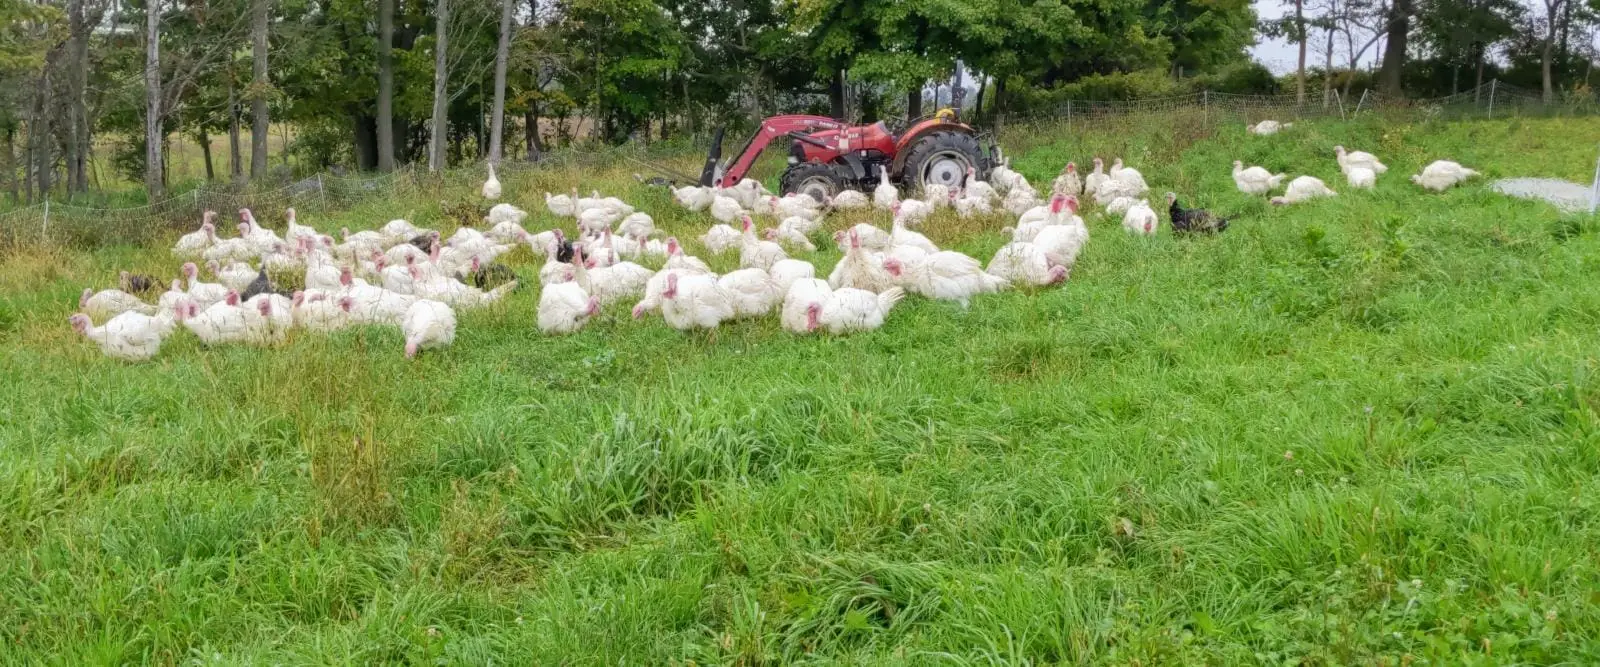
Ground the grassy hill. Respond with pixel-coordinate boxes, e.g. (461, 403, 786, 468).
(3, 113, 1599, 663)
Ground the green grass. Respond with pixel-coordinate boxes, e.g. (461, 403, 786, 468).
(5, 112, 1600, 664)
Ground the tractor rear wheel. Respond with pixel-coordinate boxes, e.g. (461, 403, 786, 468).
(779, 162, 843, 203)
(899, 131, 983, 194)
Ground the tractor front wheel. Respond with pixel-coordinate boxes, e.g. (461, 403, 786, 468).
(779, 162, 845, 203)
(899, 131, 983, 195)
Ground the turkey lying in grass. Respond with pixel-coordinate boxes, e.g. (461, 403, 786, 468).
(1412, 160, 1480, 192)
(1270, 176, 1338, 205)
(1165, 192, 1229, 234)
(1232, 161, 1285, 195)
(83, 286, 157, 322)
(70, 311, 176, 362)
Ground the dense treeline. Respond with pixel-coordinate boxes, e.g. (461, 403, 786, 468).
(0, 0, 1596, 201)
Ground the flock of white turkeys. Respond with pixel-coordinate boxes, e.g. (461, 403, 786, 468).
(68, 121, 1483, 363)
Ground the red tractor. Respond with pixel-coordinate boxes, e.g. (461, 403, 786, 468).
(697, 110, 997, 201)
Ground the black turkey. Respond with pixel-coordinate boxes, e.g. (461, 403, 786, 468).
(1165, 192, 1228, 234)
(120, 271, 161, 294)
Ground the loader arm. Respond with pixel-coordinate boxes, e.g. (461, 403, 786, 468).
(713, 115, 845, 187)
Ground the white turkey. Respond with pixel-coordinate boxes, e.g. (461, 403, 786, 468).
(725, 178, 770, 210)
(773, 193, 824, 220)
(832, 189, 870, 209)
(1334, 145, 1387, 174)
(380, 219, 423, 245)
(202, 224, 259, 264)
(768, 259, 816, 296)
(209, 260, 258, 293)
(1347, 166, 1377, 189)
(892, 199, 934, 228)
(1104, 196, 1136, 217)
(403, 299, 456, 358)
(987, 242, 1067, 286)
(1009, 194, 1082, 243)
(1122, 200, 1159, 235)
(873, 167, 899, 210)
(173, 212, 218, 259)
(1002, 181, 1042, 217)
(617, 212, 656, 239)
(176, 292, 255, 345)
(660, 271, 734, 332)
(766, 225, 816, 253)
(672, 184, 715, 212)
(1031, 219, 1089, 273)
(829, 228, 895, 293)
(571, 246, 652, 306)
(1083, 158, 1109, 198)
(284, 208, 321, 247)
(292, 291, 352, 332)
(80, 287, 156, 322)
(481, 163, 502, 200)
(954, 189, 994, 218)
(889, 217, 938, 253)
(578, 206, 623, 237)
(546, 190, 578, 217)
(738, 215, 788, 270)
(988, 157, 1021, 194)
(1093, 177, 1147, 206)
(1233, 161, 1286, 195)
(810, 287, 904, 335)
(69, 310, 176, 362)
(238, 209, 285, 255)
(181, 262, 232, 308)
(719, 268, 782, 318)
(1052, 162, 1082, 197)
(341, 280, 418, 326)
(1248, 120, 1292, 135)
(710, 195, 745, 224)
(665, 237, 714, 274)
(701, 223, 742, 255)
(1109, 158, 1147, 193)
(1411, 160, 1479, 192)
(923, 184, 951, 209)
(781, 278, 832, 334)
(485, 202, 528, 227)
(539, 281, 599, 334)
(964, 166, 998, 202)
(1270, 176, 1339, 205)
(884, 251, 1008, 307)
(832, 223, 891, 253)
(244, 293, 294, 345)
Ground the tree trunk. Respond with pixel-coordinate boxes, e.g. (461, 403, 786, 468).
(353, 114, 378, 169)
(1475, 44, 1485, 103)
(1322, 26, 1334, 108)
(3, 127, 15, 203)
(31, 69, 53, 199)
(228, 77, 243, 180)
(487, 0, 512, 164)
(144, 0, 164, 201)
(907, 87, 922, 120)
(199, 128, 214, 181)
(828, 69, 845, 120)
(1543, 0, 1563, 102)
(427, 0, 451, 171)
(377, 0, 396, 171)
(250, 0, 270, 179)
(1295, 0, 1307, 106)
(1378, 0, 1410, 97)
(974, 75, 987, 117)
(524, 107, 542, 161)
(66, 0, 88, 194)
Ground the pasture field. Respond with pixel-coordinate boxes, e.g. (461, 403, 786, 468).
(3, 114, 1600, 663)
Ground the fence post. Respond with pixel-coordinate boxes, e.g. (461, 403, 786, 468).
(1354, 90, 1369, 115)
(317, 174, 327, 211)
(1066, 100, 1071, 132)
(1202, 90, 1209, 124)
(41, 199, 49, 244)
(1590, 142, 1600, 214)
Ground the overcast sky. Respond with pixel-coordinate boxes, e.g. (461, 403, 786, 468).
(1249, 0, 1383, 75)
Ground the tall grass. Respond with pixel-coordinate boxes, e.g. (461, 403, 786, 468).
(3, 115, 1600, 663)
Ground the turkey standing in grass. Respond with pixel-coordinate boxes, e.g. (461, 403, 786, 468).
(482, 163, 502, 200)
(1334, 145, 1387, 174)
(1165, 192, 1228, 234)
(1052, 162, 1082, 197)
(873, 166, 899, 210)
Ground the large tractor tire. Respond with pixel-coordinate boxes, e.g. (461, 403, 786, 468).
(899, 131, 983, 194)
(779, 162, 844, 203)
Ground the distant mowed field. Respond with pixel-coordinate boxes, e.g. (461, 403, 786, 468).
(3, 114, 1600, 663)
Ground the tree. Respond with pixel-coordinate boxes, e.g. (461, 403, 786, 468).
(428, 0, 450, 171)
(1377, 0, 1410, 96)
(1541, 0, 1567, 101)
(377, 0, 396, 170)
(488, 0, 512, 163)
(250, 0, 270, 178)
(1415, 0, 1521, 95)
(1295, 0, 1308, 104)
(145, 0, 165, 199)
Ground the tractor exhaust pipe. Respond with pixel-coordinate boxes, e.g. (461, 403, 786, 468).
(699, 127, 725, 187)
